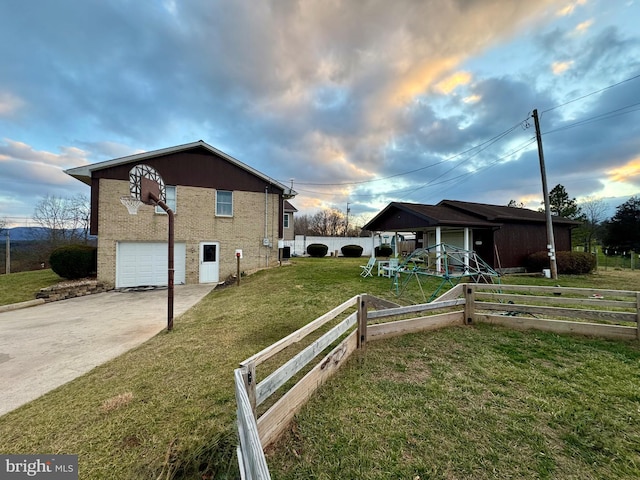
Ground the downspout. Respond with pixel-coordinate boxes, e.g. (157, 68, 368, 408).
(265, 186, 269, 267)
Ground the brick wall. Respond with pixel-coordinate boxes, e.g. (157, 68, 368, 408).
(97, 179, 281, 286)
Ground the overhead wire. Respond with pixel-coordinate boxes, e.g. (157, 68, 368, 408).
(540, 73, 640, 114)
(292, 73, 640, 203)
(542, 102, 640, 135)
(279, 117, 528, 188)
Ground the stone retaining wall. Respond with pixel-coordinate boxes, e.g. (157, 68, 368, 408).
(37, 280, 112, 302)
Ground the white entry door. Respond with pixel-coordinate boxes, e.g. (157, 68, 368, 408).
(199, 242, 219, 283)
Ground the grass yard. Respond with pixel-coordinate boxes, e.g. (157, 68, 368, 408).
(0, 259, 639, 479)
(266, 324, 640, 479)
(0, 269, 61, 306)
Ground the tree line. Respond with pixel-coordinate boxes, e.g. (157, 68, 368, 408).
(0, 194, 92, 273)
(510, 184, 640, 255)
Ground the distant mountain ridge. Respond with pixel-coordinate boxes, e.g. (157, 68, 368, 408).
(3, 227, 95, 241)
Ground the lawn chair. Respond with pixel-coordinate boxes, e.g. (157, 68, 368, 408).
(381, 257, 399, 278)
(360, 256, 376, 277)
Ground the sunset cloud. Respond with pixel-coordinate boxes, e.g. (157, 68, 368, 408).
(607, 158, 640, 183)
(552, 60, 574, 74)
(0, 0, 638, 222)
(435, 71, 473, 95)
(557, 0, 587, 16)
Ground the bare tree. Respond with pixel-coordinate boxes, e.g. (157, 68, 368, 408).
(33, 194, 90, 246)
(507, 199, 525, 208)
(0, 217, 6, 236)
(577, 196, 608, 252)
(307, 208, 345, 236)
(294, 213, 313, 235)
(295, 208, 364, 237)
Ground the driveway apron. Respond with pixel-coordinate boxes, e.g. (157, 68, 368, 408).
(0, 284, 214, 417)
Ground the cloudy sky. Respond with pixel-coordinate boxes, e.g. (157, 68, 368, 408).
(1, 0, 639, 227)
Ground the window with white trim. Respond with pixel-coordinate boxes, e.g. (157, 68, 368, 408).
(216, 190, 233, 216)
(156, 185, 176, 214)
(283, 213, 290, 229)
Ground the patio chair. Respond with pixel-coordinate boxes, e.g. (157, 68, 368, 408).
(381, 257, 399, 278)
(360, 256, 376, 277)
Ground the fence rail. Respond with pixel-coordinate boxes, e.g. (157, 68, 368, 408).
(234, 283, 640, 479)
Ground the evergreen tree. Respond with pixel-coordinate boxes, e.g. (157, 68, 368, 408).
(548, 184, 581, 219)
(603, 196, 640, 254)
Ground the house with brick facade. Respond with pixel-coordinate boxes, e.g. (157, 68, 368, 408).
(65, 140, 296, 288)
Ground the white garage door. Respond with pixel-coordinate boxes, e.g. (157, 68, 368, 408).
(116, 242, 186, 288)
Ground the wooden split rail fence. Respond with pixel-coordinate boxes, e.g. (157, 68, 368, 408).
(234, 283, 640, 479)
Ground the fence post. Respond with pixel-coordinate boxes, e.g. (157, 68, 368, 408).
(241, 362, 257, 417)
(464, 284, 475, 325)
(636, 292, 640, 341)
(357, 294, 368, 350)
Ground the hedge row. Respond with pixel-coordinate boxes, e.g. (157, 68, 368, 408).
(526, 251, 596, 275)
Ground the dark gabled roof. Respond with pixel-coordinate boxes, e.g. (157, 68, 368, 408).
(363, 200, 581, 232)
(284, 200, 298, 212)
(65, 140, 297, 197)
(440, 199, 581, 225)
(363, 202, 500, 231)
(393, 202, 501, 227)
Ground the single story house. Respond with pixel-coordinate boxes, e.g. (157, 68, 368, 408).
(363, 200, 581, 271)
(65, 140, 296, 288)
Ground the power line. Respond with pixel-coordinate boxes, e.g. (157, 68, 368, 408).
(542, 102, 640, 135)
(414, 138, 537, 202)
(280, 118, 528, 187)
(540, 73, 640, 114)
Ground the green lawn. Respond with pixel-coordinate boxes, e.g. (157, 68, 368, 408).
(0, 269, 61, 306)
(0, 259, 638, 479)
(266, 324, 640, 479)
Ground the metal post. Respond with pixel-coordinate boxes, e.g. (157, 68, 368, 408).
(150, 192, 174, 331)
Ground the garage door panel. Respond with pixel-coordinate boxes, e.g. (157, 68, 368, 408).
(117, 242, 186, 288)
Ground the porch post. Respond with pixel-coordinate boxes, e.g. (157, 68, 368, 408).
(463, 227, 470, 271)
(436, 226, 442, 272)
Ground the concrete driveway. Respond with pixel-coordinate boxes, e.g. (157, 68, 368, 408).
(0, 284, 214, 417)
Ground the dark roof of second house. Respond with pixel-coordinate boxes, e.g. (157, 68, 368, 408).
(284, 200, 298, 212)
(363, 199, 581, 231)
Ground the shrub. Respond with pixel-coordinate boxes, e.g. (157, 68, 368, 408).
(306, 243, 328, 258)
(341, 244, 363, 258)
(49, 244, 97, 279)
(525, 251, 595, 275)
(375, 244, 393, 257)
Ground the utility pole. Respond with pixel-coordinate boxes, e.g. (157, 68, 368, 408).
(5, 230, 9, 275)
(532, 109, 558, 279)
(346, 202, 351, 237)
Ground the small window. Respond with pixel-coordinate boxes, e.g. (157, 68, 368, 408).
(216, 190, 233, 216)
(156, 185, 177, 214)
(283, 213, 290, 229)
